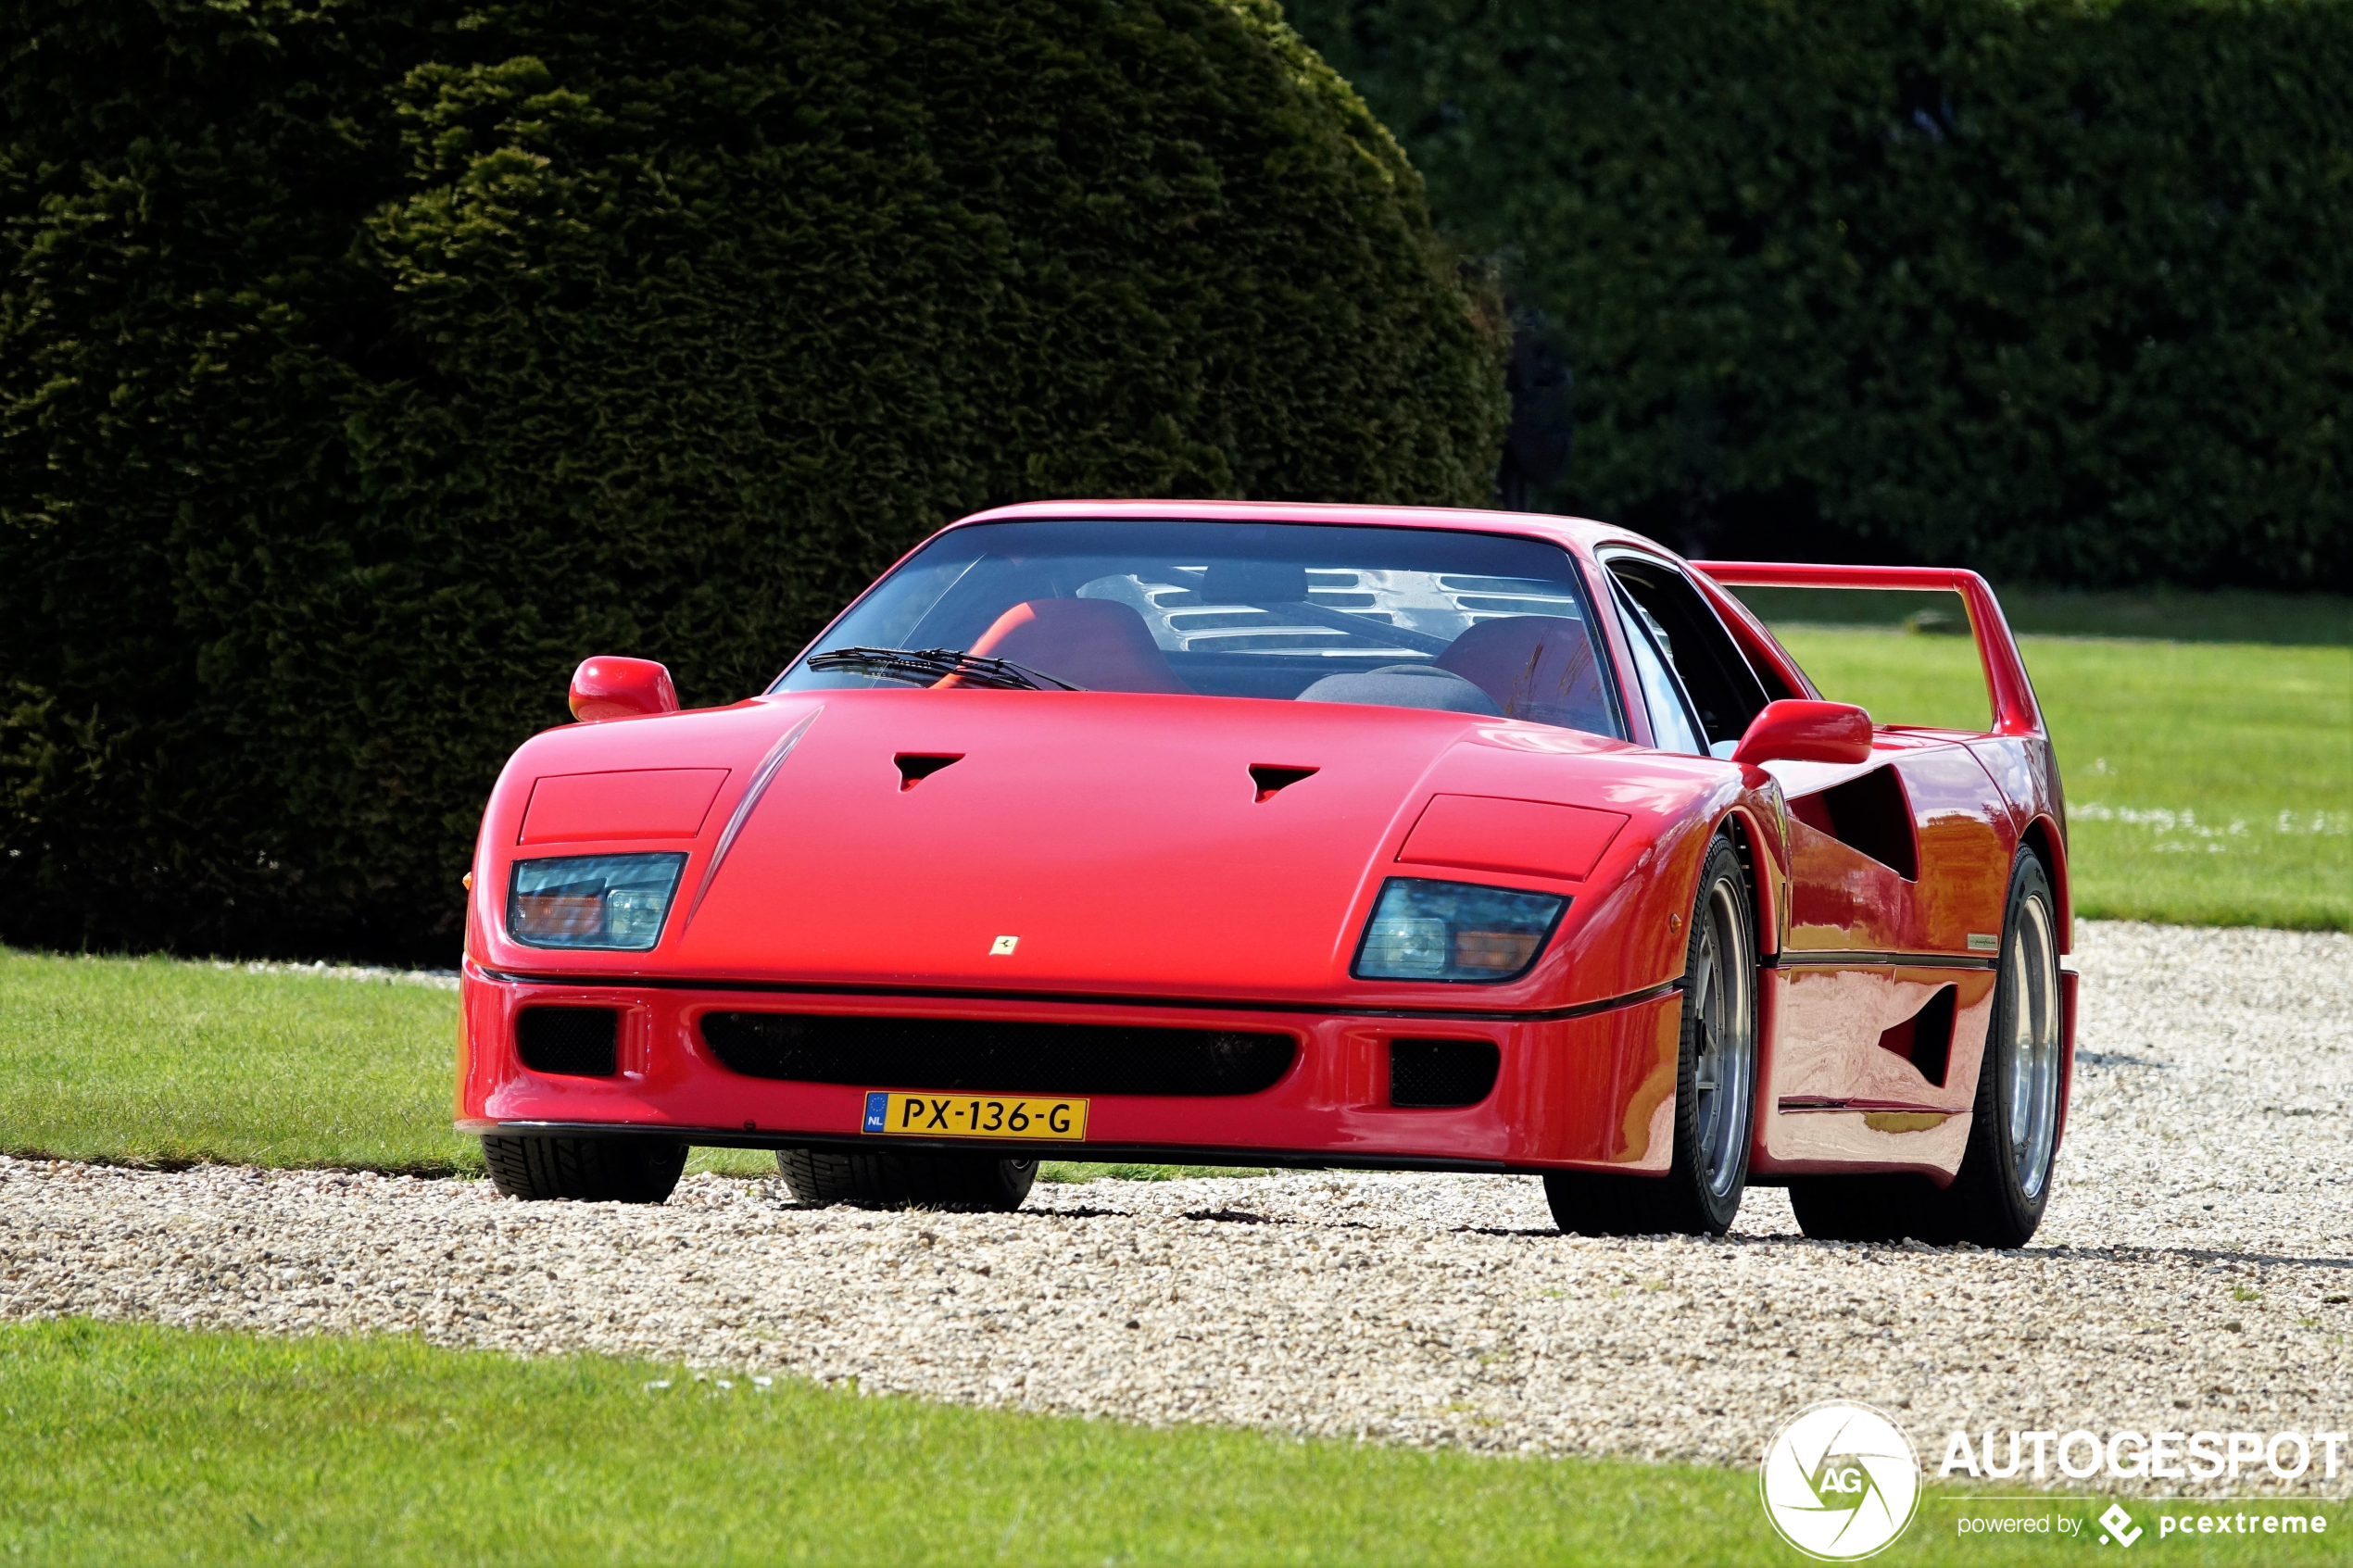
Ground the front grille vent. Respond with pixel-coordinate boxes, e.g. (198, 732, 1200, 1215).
(700, 1013, 1296, 1098)
(1388, 1038, 1500, 1108)
(517, 1006, 620, 1077)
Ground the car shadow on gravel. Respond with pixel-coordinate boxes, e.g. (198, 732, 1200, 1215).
(1457, 1225, 1570, 1237)
(1720, 1235, 2353, 1270)
(773, 1201, 1145, 1220)
(2028, 1241, 2353, 1271)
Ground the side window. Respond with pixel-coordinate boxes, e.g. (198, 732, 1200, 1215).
(1611, 581, 1708, 755)
(1604, 553, 1772, 754)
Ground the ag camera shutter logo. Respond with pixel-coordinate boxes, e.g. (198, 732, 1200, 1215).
(1759, 1400, 1922, 1559)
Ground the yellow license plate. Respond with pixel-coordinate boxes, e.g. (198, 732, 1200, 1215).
(862, 1090, 1088, 1141)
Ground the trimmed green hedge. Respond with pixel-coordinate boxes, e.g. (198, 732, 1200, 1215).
(0, 0, 1505, 960)
(1289, 0, 2352, 588)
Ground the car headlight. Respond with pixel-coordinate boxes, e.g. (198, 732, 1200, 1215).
(1353, 877, 1567, 983)
(508, 853, 689, 950)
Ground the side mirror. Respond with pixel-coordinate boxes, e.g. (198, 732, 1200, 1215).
(1731, 699, 1874, 766)
(569, 657, 680, 722)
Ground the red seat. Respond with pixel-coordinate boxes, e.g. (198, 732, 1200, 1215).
(1435, 615, 1614, 734)
(957, 598, 1190, 694)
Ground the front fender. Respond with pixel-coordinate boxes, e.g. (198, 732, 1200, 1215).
(1537, 768, 1787, 1004)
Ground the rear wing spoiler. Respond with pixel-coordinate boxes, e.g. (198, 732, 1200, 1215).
(1691, 562, 2045, 740)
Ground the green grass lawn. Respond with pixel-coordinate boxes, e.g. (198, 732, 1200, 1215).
(1758, 628, 2348, 931)
(0, 1319, 2327, 1567)
(0, 954, 474, 1173)
(1734, 583, 2353, 647)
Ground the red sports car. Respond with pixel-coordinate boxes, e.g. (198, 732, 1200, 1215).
(458, 501, 2075, 1246)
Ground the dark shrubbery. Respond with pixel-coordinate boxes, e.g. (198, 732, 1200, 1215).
(1290, 0, 2352, 587)
(0, 0, 1505, 960)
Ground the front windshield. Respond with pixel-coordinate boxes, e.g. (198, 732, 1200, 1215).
(774, 518, 1625, 739)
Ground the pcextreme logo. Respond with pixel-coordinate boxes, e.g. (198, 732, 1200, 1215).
(1760, 1400, 1923, 1560)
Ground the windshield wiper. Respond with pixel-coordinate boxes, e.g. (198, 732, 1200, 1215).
(804, 646, 1082, 692)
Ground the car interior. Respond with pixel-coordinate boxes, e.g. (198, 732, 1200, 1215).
(782, 520, 1781, 751)
(1600, 550, 1780, 756)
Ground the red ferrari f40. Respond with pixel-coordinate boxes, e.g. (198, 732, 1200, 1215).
(458, 502, 2074, 1246)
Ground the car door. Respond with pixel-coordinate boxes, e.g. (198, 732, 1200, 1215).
(1764, 736, 2011, 1179)
(1765, 731, 2011, 1164)
(1597, 552, 2000, 1172)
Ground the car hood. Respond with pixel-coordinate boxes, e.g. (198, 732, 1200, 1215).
(476, 689, 1712, 1003)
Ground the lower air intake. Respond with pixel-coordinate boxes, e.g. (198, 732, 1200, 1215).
(517, 1006, 620, 1077)
(700, 1013, 1296, 1098)
(1389, 1038, 1501, 1108)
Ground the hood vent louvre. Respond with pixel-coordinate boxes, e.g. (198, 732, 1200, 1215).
(1248, 764, 1317, 802)
(894, 753, 963, 791)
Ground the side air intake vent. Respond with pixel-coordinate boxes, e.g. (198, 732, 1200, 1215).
(1877, 985, 1957, 1087)
(700, 1014, 1295, 1098)
(1389, 1038, 1501, 1108)
(1789, 766, 1918, 880)
(517, 1006, 620, 1077)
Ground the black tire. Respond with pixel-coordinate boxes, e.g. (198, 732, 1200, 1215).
(1788, 1172, 1939, 1243)
(1546, 835, 1758, 1237)
(1789, 847, 2064, 1248)
(481, 1134, 687, 1203)
(1929, 847, 2064, 1247)
(777, 1148, 1038, 1211)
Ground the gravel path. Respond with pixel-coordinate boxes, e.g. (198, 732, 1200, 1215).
(5, 920, 2349, 1493)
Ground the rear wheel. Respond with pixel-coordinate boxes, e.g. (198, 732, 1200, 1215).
(1546, 835, 1757, 1237)
(1790, 847, 2063, 1248)
(481, 1134, 686, 1203)
(777, 1148, 1037, 1211)
(1931, 847, 2063, 1246)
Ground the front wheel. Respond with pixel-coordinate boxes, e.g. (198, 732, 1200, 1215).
(481, 1134, 686, 1203)
(777, 1148, 1037, 1211)
(1546, 835, 1758, 1236)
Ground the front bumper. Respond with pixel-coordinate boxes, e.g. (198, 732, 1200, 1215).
(456, 965, 1684, 1174)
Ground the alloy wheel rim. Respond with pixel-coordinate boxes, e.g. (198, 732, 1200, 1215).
(1690, 876, 1755, 1199)
(2005, 894, 2061, 1199)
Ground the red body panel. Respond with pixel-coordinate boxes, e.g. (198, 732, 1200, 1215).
(520, 769, 729, 845)
(1398, 796, 1629, 882)
(458, 505, 2071, 1182)
(459, 974, 1689, 1173)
